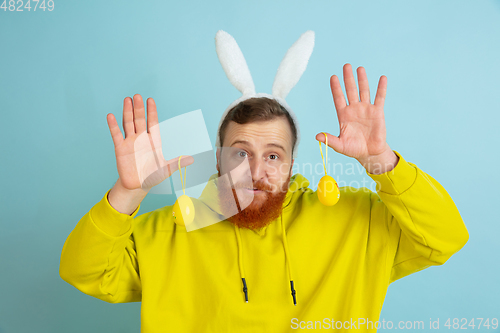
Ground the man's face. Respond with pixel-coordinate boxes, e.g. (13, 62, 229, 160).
(216, 117, 295, 230)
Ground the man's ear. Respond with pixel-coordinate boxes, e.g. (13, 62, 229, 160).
(216, 148, 221, 173)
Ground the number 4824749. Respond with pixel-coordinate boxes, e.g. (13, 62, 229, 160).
(445, 318, 498, 330)
(1, 0, 55, 11)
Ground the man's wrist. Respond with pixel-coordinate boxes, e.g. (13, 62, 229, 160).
(358, 148, 400, 175)
(107, 178, 148, 215)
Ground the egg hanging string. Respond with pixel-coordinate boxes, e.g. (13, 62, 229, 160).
(319, 132, 328, 176)
(178, 155, 187, 195)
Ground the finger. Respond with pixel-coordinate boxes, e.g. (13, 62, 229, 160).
(343, 63, 359, 104)
(330, 75, 347, 111)
(147, 98, 163, 152)
(162, 155, 195, 178)
(123, 97, 135, 137)
(146, 98, 158, 133)
(315, 132, 343, 154)
(357, 67, 371, 103)
(133, 94, 147, 133)
(374, 75, 388, 108)
(106, 113, 124, 147)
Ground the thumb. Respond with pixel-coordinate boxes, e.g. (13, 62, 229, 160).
(161, 155, 195, 178)
(316, 132, 343, 154)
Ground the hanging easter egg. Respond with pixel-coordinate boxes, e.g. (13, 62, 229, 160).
(172, 194, 195, 226)
(317, 175, 340, 206)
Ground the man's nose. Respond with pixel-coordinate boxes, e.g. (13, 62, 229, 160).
(249, 157, 267, 181)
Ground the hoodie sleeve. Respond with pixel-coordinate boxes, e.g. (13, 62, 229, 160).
(59, 189, 143, 303)
(367, 150, 469, 283)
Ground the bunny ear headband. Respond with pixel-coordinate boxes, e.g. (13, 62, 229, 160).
(214, 30, 315, 159)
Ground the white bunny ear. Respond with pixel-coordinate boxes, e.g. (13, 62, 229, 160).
(272, 30, 315, 99)
(215, 30, 256, 96)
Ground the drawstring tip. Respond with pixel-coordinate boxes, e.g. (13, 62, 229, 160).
(290, 280, 297, 306)
(242, 278, 249, 303)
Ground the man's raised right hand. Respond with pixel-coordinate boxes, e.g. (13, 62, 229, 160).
(105, 94, 194, 214)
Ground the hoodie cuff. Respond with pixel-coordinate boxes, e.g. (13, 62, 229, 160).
(366, 150, 417, 195)
(89, 189, 141, 237)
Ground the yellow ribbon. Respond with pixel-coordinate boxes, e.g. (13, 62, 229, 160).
(319, 132, 328, 176)
(178, 156, 187, 195)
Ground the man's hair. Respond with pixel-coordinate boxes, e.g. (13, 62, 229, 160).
(218, 97, 298, 158)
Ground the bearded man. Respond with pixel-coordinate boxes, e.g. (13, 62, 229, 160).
(59, 31, 468, 332)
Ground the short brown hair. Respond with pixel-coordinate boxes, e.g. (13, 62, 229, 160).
(218, 97, 298, 157)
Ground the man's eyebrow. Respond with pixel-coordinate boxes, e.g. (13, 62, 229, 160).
(230, 140, 287, 153)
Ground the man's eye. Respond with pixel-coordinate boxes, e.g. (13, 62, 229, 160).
(238, 151, 247, 158)
(269, 154, 279, 160)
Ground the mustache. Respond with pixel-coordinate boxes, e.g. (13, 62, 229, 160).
(232, 181, 273, 192)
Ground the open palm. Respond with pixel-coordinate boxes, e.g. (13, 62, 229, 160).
(316, 64, 390, 162)
(106, 94, 193, 191)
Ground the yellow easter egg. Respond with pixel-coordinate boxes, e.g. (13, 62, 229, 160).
(317, 175, 340, 206)
(172, 194, 195, 226)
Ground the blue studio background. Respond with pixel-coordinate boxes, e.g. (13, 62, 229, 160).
(1, 0, 499, 332)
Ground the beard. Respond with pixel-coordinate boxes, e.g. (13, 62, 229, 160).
(216, 169, 291, 231)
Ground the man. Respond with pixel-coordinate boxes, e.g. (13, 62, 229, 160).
(59, 35, 468, 331)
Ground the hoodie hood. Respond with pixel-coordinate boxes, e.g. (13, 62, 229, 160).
(196, 172, 310, 305)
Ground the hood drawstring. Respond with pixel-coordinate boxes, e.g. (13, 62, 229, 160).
(281, 213, 297, 306)
(233, 213, 297, 306)
(234, 225, 248, 303)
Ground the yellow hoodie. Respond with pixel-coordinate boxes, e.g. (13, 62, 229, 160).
(59, 150, 469, 332)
